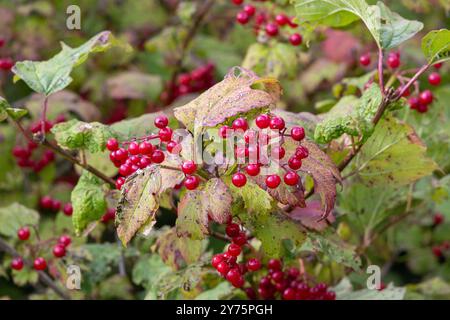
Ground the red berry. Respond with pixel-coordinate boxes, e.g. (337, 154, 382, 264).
(159, 127, 173, 142)
(255, 114, 270, 129)
(33, 257, 47, 271)
(272, 146, 285, 160)
(119, 164, 132, 176)
(11, 257, 24, 271)
(219, 125, 232, 139)
(434, 213, 444, 226)
(275, 14, 289, 26)
(227, 243, 242, 257)
(232, 118, 248, 131)
(236, 11, 250, 24)
(184, 175, 200, 190)
(151, 150, 165, 163)
(232, 0, 244, 5)
(226, 223, 240, 238)
(288, 267, 300, 278)
(52, 200, 61, 212)
(232, 172, 247, 188)
(290, 127, 305, 141)
(138, 141, 153, 155)
(245, 164, 260, 176)
(58, 235, 71, 248)
(284, 171, 299, 186)
(245, 287, 257, 300)
(408, 97, 420, 109)
(116, 177, 125, 190)
(295, 145, 309, 159)
(63, 203, 73, 216)
(324, 291, 336, 300)
(53, 244, 66, 258)
(359, 54, 371, 66)
(212, 254, 223, 268)
(243, 5, 255, 16)
(400, 86, 410, 97)
(181, 160, 197, 175)
(387, 54, 400, 69)
(289, 33, 303, 46)
(40, 196, 54, 209)
(265, 23, 279, 37)
(0, 58, 14, 71)
(428, 72, 441, 86)
(265, 175, 281, 189)
(269, 117, 285, 130)
(17, 227, 30, 241)
(0, 38, 4, 48)
(283, 287, 296, 300)
(216, 261, 230, 275)
(247, 258, 262, 271)
(154, 115, 169, 129)
(166, 141, 181, 154)
(434, 62, 443, 69)
(268, 258, 282, 271)
(127, 142, 140, 155)
(178, 74, 191, 86)
(288, 16, 299, 28)
(226, 268, 242, 284)
(419, 90, 433, 105)
(12, 146, 30, 158)
(417, 103, 428, 113)
(115, 148, 128, 161)
(232, 232, 247, 246)
(432, 246, 443, 258)
(106, 138, 119, 151)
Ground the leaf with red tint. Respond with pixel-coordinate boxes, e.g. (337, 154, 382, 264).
(290, 200, 335, 231)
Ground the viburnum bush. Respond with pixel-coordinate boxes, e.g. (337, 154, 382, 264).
(0, 0, 449, 301)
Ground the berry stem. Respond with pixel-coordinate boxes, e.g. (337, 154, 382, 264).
(378, 47, 385, 95)
(40, 96, 49, 141)
(397, 63, 431, 99)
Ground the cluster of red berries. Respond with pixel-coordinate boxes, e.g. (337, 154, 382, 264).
(0, 37, 14, 71)
(39, 195, 64, 213)
(359, 51, 401, 68)
(219, 114, 308, 190)
(432, 241, 450, 260)
(107, 115, 181, 190)
(11, 227, 71, 271)
(251, 259, 336, 300)
(232, 0, 303, 46)
(161, 63, 215, 105)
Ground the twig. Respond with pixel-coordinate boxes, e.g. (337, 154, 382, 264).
(40, 97, 49, 140)
(378, 47, 385, 95)
(0, 237, 71, 300)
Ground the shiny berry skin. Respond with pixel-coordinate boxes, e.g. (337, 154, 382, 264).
(11, 257, 24, 271)
(216, 261, 230, 275)
(232, 0, 244, 5)
(289, 33, 303, 46)
(232, 172, 247, 187)
(245, 164, 260, 176)
(159, 127, 173, 142)
(226, 223, 240, 238)
(227, 243, 242, 257)
(268, 258, 282, 271)
(178, 73, 191, 86)
(17, 227, 30, 241)
(387, 54, 400, 69)
(283, 287, 296, 300)
(246, 258, 261, 271)
(417, 103, 428, 113)
(408, 97, 420, 110)
(265, 23, 279, 37)
(243, 5, 255, 16)
(151, 150, 165, 163)
(434, 62, 443, 69)
(115, 177, 125, 190)
(33, 257, 47, 271)
(181, 160, 197, 175)
(226, 268, 243, 285)
(58, 235, 71, 248)
(212, 254, 223, 268)
(295, 145, 309, 159)
(236, 11, 249, 24)
(255, 114, 270, 129)
(325, 291, 336, 300)
(0, 58, 14, 70)
(275, 14, 289, 26)
(290, 127, 305, 141)
(269, 117, 285, 130)
(284, 171, 299, 186)
(53, 244, 66, 258)
(166, 141, 180, 154)
(265, 174, 281, 189)
(219, 125, 232, 139)
(40, 196, 54, 209)
(359, 54, 371, 66)
(106, 138, 119, 151)
(119, 164, 132, 176)
(138, 141, 153, 155)
(419, 90, 433, 105)
(127, 142, 140, 155)
(232, 118, 248, 131)
(428, 72, 441, 86)
(115, 148, 128, 161)
(288, 267, 300, 278)
(154, 115, 169, 129)
(52, 200, 61, 212)
(63, 203, 73, 216)
(232, 232, 247, 246)
(184, 175, 200, 190)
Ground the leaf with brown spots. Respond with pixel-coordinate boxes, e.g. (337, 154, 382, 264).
(173, 67, 281, 133)
(251, 175, 306, 207)
(116, 165, 184, 246)
(156, 228, 204, 270)
(203, 178, 232, 224)
(290, 201, 335, 231)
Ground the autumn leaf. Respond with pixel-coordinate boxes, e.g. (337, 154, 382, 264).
(290, 201, 335, 231)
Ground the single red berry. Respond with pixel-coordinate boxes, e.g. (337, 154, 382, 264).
(17, 227, 30, 241)
(127, 142, 140, 155)
(216, 261, 230, 275)
(12, 146, 30, 158)
(288, 16, 298, 28)
(268, 258, 282, 271)
(245, 164, 260, 176)
(432, 246, 443, 258)
(63, 203, 73, 216)
(434, 62, 443, 69)
(324, 291, 336, 300)
(181, 160, 197, 175)
(232, 232, 247, 246)
(275, 14, 289, 26)
(290, 127, 305, 141)
(151, 150, 165, 163)
(232, 172, 247, 188)
(11, 257, 24, 271)
(52, 200, 61, 212)
(184, 175, 200, 190)
(40, 196, 54, 210)
(138, 141, 153, 155)
(236, 11, 250, 24)
(178, 73, 191, 86)
(247, 258, 262, 271)
(106, 138, 119, 151)
(115, 148, 128, 161)
(129, 155, 141, 165)
(283, 287, 296, 300)
(245, 287, 257, 300)
(387, 54, 400, 69)
(33, 257, 47, 271)
(119, 164, 132, 176)
(428, 72, 441, 86)
(0, 58, 14, 71)
(226, 223, 240, 238)
(269, 116, 285, 130)
(265, 23, 279, 37)
(255, 114, 270, 129)
(232, 118, 248, 131)
(417, 103, 428, 113)
(219, 125, 232, 139)
(289, 33, 303, 46)
(408, 97, 420, 110)
(227, 243, 242, 257)
(434, 213, 444, 226)
(53, 244, 66, 258)
(288, 267, 300, 279)
(419, 90, 433, 105)
(243, 4, 255, 16)
(231, 0, 244, 5)
(0, 38, 5, 48)
(226, 268, 243, 285)
(166, 141, 180, 154)
(266, 174, 281, 189)
(212, 254, 223, 268)
(284, 171, 299, 186)
(295, 145, 309, 159)
(115, 177, 125, 190)
(58, 235, 71, 248)
(154, 115, 169, 129)
(359, 53, 371, 66)
(272, 146, 285, 160)
(159, 127, 173, 142)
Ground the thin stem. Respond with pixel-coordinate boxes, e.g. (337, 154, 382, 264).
(378, 47, 385, 95)
(40, 97, 49, 141)
(396, 63, 430, 99)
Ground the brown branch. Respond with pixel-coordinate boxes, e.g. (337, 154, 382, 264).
(0, 237, 71, 300)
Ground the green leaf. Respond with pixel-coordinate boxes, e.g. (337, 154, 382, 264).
(106, 71, 163, 101)
(195, 282, 234, 300)
(132, 254, 171, 289)
(116, 165, 184, 245)
(333, 278, 405, 300)
(71, 171, 108, 235)
(421, 29, 450, 64)
(0, 96, 28, 122)
(0, 203, 39, 237)
(294, 0, 423, 49)
(51, 119, 115, 153)
(12, 31, 130, 96)
(354, 116, 438, 186)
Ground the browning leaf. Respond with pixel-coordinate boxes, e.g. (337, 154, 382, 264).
(290, 200, 335, 231)
(251, 175, 306, 207)
(203, 178, 233, 224)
